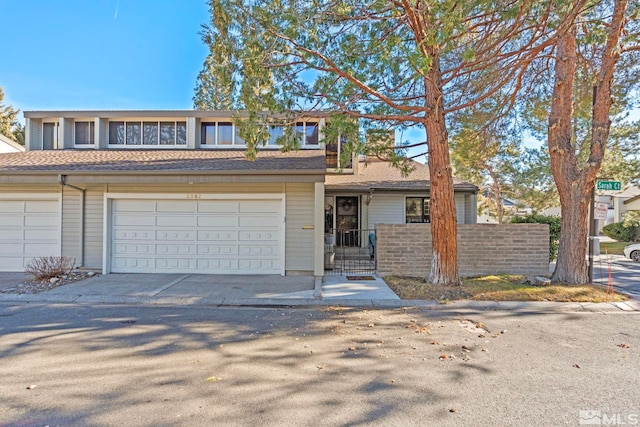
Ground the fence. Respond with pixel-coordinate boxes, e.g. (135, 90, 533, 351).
(375, 223, 550, 278)
(324, 228, 376, 275)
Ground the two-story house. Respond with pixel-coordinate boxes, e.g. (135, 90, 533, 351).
(0, 110, 477, 278)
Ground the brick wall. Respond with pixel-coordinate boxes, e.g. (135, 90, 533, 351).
(376, 224, 549, 278)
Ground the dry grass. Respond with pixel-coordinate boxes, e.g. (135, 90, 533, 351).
(384, 275, 628, 303)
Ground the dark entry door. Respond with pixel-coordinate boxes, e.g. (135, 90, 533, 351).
(336, 196, 359, 246)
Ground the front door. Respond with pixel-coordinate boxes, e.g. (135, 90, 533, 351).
(336, 196, 359, 246)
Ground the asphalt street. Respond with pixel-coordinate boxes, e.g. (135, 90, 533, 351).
(591, 254, 640, 298)
(1, 303, 638, 426)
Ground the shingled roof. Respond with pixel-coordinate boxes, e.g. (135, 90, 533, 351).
(0, 149, 326, 175)
(325, 157, 477, 192)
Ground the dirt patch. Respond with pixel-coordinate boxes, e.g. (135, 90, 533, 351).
(384, 275, 628, 302)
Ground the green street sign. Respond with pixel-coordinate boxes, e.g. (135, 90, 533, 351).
(596, 180, 621, 191)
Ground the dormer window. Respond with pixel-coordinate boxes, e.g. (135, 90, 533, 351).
(74, 121, 95, 146)
(201, 121, 244, 146)
(109, 121, 186, 146)
(296, 121, 318, 145)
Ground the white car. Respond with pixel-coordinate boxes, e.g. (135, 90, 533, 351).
(623, 243, 640, 262)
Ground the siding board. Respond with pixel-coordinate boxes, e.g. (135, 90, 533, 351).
(285, 183, 314, 271)
(61, 187, 83, 265)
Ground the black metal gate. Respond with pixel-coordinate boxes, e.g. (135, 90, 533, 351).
(324, 228, 376, 275)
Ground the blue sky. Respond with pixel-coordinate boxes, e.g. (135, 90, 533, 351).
(0, 0, 210, 116)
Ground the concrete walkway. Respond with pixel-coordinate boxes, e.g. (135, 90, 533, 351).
(0, 272, 638, 312)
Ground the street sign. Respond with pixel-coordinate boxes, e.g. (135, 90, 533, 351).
(594, 202, 608, 220)
(596, 180, 621, 191)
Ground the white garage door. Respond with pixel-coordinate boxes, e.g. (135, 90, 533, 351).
(111, 198, 284, 274)
(0, 198, 61, 272)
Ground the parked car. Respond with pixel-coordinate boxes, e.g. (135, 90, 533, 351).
(623, 243, 640, 262)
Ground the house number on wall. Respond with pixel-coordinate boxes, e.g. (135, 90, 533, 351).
(186, 194, 202, 199)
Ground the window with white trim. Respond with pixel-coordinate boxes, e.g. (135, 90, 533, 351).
(74, 121, 95, 146)
(406, 197, 430, 223)
(296, 121, 318, 145)
(200, 121, 319, 147)
(201, 121, 244, 146)
(108, 121, 186, 146)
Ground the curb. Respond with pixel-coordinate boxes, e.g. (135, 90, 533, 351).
(0, 294, 637, 312)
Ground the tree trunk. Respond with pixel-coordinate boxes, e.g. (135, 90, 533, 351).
(548, 0, 626, 284)
(552, 181, 591, 283)
(424, 53, 460, 286)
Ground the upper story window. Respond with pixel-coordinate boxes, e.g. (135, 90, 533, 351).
(42, 122, 59, 150)
(74, 121, 95, 146)
(201, 122, 244, 146)
(406, 197, 430, 223)
(109, 121, 186, 146)
(201, 120, 320, 147)
(296, 121, 318, 145)
(326, 136, 352, 169)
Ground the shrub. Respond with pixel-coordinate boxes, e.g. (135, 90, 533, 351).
(602, 222, 637, 242)
(511, 214, 561, 261)
(622, 211, 640, 241)
(25, 256, 76, 281)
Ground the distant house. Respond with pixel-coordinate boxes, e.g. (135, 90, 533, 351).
(0, 134, 24, 153)
(0, 110, 477, 277)
(612, 185, 640, 223)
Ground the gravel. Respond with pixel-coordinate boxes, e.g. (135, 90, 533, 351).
(0, 272, 97, 294)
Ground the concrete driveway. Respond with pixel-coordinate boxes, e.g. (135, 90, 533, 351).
(0, 272, 401, 307)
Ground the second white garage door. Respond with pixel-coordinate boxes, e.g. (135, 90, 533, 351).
(0, 197, 61, 272)
(111, 198, 284, 274)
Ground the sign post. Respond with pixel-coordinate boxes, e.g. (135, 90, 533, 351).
(589, 180, 620, 282)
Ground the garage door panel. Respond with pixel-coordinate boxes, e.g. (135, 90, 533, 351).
(111, 198, 283, 274)
(198, 230, 237, 241)
(24, 242, 59, 254)
(114, 200, 155, 212)
(239, 245, 276, 255)
(0, 257, 25, 270)
(114, 243, 152, 254)
(156, 215, 196, 227)
(156, 244, 197, 255)
(0, 217, 23, 226)
(25, 201, 58, 213)
(197, 216, 237, 227)
(197, 201, 237, 213)
(115, 215, 155, 226)
(239, 231, 278, 241)
(198, 245, 237, 255)
(197, 258, 238, 270)
(114, 230, 154, 240)
(113, 257, 153, 269)
(156, 258, 195, 269)
(156, 201, 195, 213)
(238, 259, 278, 270)
(155, 230, 197, 241)
(239, 201, 279, 213)
(25, 229, 59, 241)
(1, 229, 23, 240)
(239, 215, 279, 227)
(0, 201, 24, 213)
(24, 216, 58, 227)
(0, 242, 22, 253)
